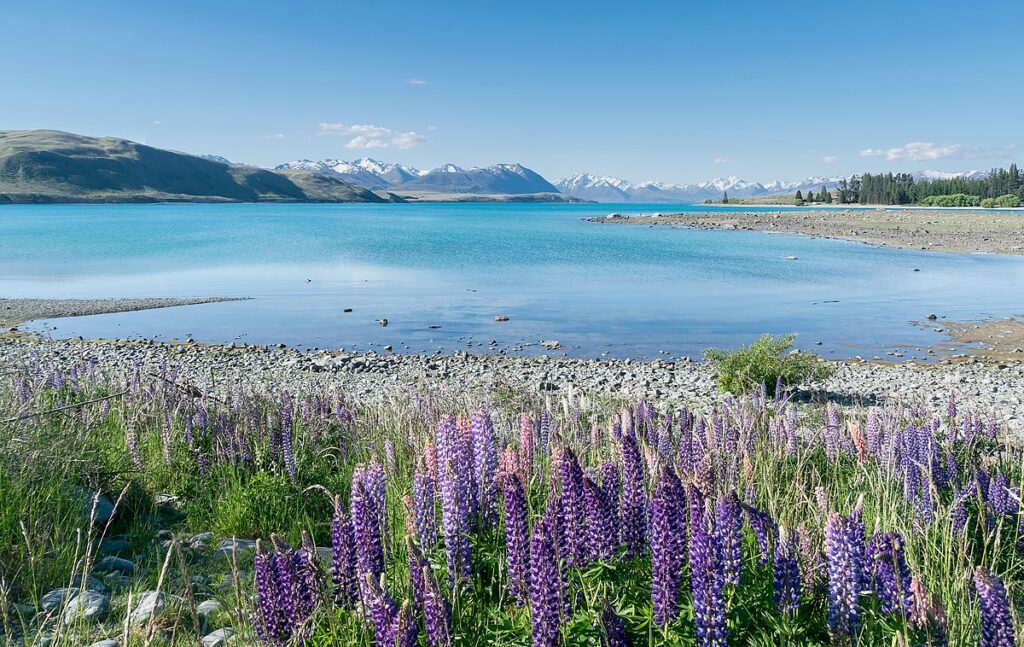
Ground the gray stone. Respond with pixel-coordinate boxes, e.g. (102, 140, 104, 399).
(40, 588, 79, 612)
(187, 532, 215, 550)
(95, 556, 135, 575)
(99, 538, 130, 554)
(196, 599, 223, 617)
(201, 628, 235, 647)
(213, 538, 256, 559)
(62, 591, 110, 623)
(128, 591, 184, 625)
(88, 640, 120, 647)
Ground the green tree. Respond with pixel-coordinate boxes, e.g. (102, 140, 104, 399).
(794, 190, 803, 201)
(821, 186, 832, 203)
(722, 190, 729, 204)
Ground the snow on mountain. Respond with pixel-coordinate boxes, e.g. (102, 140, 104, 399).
(396, 163, 559, 195)
(556, 170, 988, 203)
(274, 158, 421, 190)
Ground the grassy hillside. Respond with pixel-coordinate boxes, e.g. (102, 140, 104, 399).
(0, 130, 391, 203)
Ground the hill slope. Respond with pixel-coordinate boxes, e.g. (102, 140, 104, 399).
(0, 130, 390, 204)
(394, 163, 559, 195)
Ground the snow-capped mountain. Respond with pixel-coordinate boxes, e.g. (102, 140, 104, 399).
(397, 163, 559, 195)
(274, 158, 422, 190)
(555, 170, 988, 203)
(279, 158, 560, 195)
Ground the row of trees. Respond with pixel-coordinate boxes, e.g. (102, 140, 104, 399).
(856, 165, 1023, 205)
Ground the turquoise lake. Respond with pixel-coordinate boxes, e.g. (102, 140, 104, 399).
(2, 202, 1023, 360)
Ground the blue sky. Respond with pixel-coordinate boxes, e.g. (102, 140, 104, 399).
(2, 0, 1021, 184)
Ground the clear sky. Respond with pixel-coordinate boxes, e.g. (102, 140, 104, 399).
(2, 0, 1021, 184)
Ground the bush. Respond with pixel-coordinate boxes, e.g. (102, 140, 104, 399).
(994, 194, 1021, 208)
(704, 333, 834, 396)
(981, 198, 996, 208)
(919, 194, 982, 207)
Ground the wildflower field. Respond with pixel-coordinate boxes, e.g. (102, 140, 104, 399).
(1, 356, 1021, 646)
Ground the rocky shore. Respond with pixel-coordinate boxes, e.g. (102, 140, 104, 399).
(589, 208, 1024, 255)
(3, 337, 1022, 433)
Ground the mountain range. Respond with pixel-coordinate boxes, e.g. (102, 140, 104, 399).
(276, 159, 560, 195)
(552, 170, 990, 203)
(0, 130, 391, 204)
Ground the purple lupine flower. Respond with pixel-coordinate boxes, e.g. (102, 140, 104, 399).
(161, 414, 173, 465)
(352, 480, 385, 580)
(600, 602, 630, 647)
(252, 540, 285, 645)
(280, 397, 296, 481)
(407, 536, 429, 609)
(394, 601, 419, 647)
(825, 511, 865, 644)
(974, 567, 1015, 647)
(688, 485, 727, 647)
(125, 417, 143, 469)
(583, 476, 619, 561)
(529, 511, 562, 647)
(504, 472, 531, 606)
(619, 432, 649, 557)
(331, 497, 359, 607)
(437, 416, 472, 583)
(421, 563, 453, 647)
(557, 447, 588, 567)
(651, 466, 686, 626)
(471, 410, 499, 529)
(773, 528, 801, 617)
(601, 461, 621, 500)
(867, 531, 911, 615)
(743, 503, 778, 565)
(414, 462, 438, 550)
(715, 493, 742, 587)
(363, 574, 399, 647)
(297, 532, 323, 618)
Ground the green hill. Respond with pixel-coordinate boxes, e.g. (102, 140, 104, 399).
(0, 130, 392, 203)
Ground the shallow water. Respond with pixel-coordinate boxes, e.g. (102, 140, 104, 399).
(2, 202, 1022, 360)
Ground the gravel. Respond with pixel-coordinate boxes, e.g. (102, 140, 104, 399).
(3, 337, 1022, 433)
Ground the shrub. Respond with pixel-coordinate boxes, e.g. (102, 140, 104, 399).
(981, 198, 996, 208)
(994, 194, 1021, 208)
(704, 333, 834, 396)
(919, 194, 982, 207)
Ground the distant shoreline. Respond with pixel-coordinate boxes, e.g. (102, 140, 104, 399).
(588, 208, 1024, 255)
(1, 297, 244, 329)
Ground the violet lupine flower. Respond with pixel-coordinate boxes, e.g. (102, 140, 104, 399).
(743, 503, 778, 565)
(974, 567, 1015, 647)
(651, 466, 686, 627)
(437, 416, 472, 583)
(471, 410, 499, 529)
(414, 462, 438, 551)
(867, 531, 911, 615)
(297, 532, 323, 617)
(773, 528, 801, 617)
(557, 447, 588, 568)
(825, 511, 866, 645)
(599, 602, 630, 647)
(504, 472, 531, 606)
(421, 564, 453, 647)
(280, 397, 296, 481)
(688, 486, 727, 647)
(161, 414, 173, 465)
(583, 476, 619, 561)
(252, 540, 286, 645)
(331, 497, 359, 608)
(352, 481, 385, 580)
(529, 511, 563, 647)
(362, 574, 399, 647)
(394, 601, 419, 647)
(252, 536, 320, 646)
(407, 537, 429, 609)
(619, 432, 649, 557)
(519, 414, 534, 479)
(125, 417, 143, 468)
(715, 493, 742, 587)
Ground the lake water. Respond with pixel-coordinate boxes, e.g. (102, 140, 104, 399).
(2, 202, 1023, 360)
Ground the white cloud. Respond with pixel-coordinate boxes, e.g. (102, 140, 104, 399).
(858, 141, 1016, 162)
(318, 122, 427, 149)
(822, 155, 838, 163)
(153, 120, 163, 126)
(407, 78, 428, 86)
(262, 133, 286, 140)
(714, 157, 735, 164)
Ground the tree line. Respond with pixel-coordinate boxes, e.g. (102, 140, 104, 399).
(845, 165, 1023, 206)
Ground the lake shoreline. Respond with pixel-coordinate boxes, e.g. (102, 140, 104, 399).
(588, 208, 1024, 255)
(0, 297, 244, 329)
(2, 336, 1022, 433)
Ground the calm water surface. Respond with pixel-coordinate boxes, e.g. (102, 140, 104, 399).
(2, 202, 1023, 360)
